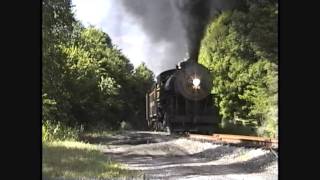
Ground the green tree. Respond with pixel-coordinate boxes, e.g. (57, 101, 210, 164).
(42, 0, 77, 124)
(128, 63, 155, 129)
(60, 27, 136, 129)
(199, 0, 278, 137)
(43, 0, 156, 133)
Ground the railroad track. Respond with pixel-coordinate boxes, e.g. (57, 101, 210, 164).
(186, 133, 278, 149)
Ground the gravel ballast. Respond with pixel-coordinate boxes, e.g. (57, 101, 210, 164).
(102, 131, 278, 180)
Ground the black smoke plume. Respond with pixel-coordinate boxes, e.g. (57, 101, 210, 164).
(174, 0, 211, 62)
(119, 0, 240, 74)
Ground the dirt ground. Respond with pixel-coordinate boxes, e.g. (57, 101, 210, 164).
(92, 131, 278, 180)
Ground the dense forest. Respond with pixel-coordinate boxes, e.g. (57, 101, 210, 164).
(42, 0, 155, 141)
(42, 0, 278, 141)
(199, 0, 278, 138)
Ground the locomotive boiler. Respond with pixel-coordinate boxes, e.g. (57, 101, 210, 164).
(146, 59, 220, 134)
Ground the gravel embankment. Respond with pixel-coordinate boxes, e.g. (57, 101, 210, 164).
(102, 131, 278, 180)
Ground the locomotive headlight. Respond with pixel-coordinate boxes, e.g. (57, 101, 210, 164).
(192, 78, 201, 89)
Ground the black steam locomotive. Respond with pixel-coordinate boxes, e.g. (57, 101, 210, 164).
(146, 59, 220, 134)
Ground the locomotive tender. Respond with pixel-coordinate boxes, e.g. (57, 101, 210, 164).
(146, 59, 220, 134)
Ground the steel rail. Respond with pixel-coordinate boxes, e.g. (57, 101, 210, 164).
(187, 133, 278, 149)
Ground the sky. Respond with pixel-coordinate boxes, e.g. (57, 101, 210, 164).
(71, 0, 173, 76)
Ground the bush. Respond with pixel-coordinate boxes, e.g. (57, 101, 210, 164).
(217, 121, 257, 136)
(120, 121, 132, 130)
(42, 121, 84, 142)
(257, 103, 278, 138)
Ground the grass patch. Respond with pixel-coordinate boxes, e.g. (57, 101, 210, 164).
(42, 140, 139, 179)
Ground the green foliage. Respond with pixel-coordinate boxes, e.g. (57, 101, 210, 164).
(127, 63, 155, 129)
(217, 123, 257, 136)
(42, 0, 155, 132)
(199, 0, 278, 138)
(42, 93, 57, 122)
(42, 0, 77, 126)
(42, 120, 83, 142)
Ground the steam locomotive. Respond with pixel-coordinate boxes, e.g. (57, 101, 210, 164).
(146, 59, 220, 134)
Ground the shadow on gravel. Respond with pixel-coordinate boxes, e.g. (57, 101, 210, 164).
(105, 145, 238, 166)
(80, 135, 120, 145)
(81, 131, 176, 146)
(141, 152, 277, 179)
(191, 146, 237, 160)
(105, 146, 277, 179)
